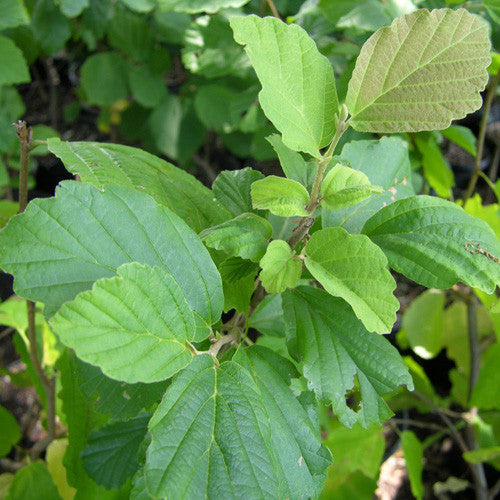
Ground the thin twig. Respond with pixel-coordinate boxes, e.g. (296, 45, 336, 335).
(464, 70, 500, 203)
(265, 0, 280, 18)
(390, 418, 450, 434)
(489, 478, 500, 500)
(467, 295, 481, 403)
(192, 154, 217, 183)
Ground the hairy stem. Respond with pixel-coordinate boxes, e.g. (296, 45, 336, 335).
(14, 121, 57, 458)
(463, 69, 500, 203)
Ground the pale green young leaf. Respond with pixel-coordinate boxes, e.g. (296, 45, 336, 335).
(231, 15, 339, 158)
(160, 0, 250, 13)
(200, 213, 272, 262)
(414, 132, 454, 199)
(0, 36, 30, 86)
(323, 137, 414, 233)
(50, 263, 195, 384)
(259, 240, 302, 294)
(304, 227, 398, 333)
(402, 289, 445, 359)
(233, 346, 332, 498)
(251, 176, 310, 217)
(401, 431, 424, 500)
(0, 182, 223, 330)
(362, 196, 500, 292)
(346, 9, 491, 132)
(145, 355, 282, 498)
(212, 167, 265, 217)
(321, 164, 383, 210)
(45, 439, 76, 500)
(0, 0, 29, 30)
(81, 415, 150, 489)
(282, 286, 413, 427)
(463, 447, 500, 465)
(47, 139, 230, 232)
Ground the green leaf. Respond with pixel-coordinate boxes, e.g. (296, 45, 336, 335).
(182, 15, 250, 79)
(81, 415, 150, 489)
(128, 65, 167, 108)
(259, 240, 302, 294)
(46, 439, 76, 500)
(401, 431, 424, 500)
(251, 175, 310, 217)
(231, 15, 339, 158)
(148, 94, 206, 163)
(337, 0, 393, 31)
(0, 182, 223, 328)
(346, 8, 491, 132)
(80, 52, 129, 106)
(441, 125, 476, 156)
(5, 462, 62, 500)
(50, 263, 196, 383)
(485, 0, 500, 24)
(31, 0, 72, 55)
(58, 0, 89, 17)
(222, 271, 255, 314)
(160, 0, 251, 13)
(362, 195, 500, 292)
(463, 447, 500, 465)
(233, 346, 332, 498)
(0, 36, 30, 86)
(0, 0, 29, 30)
(248, 293, 285, 337)
(145, 355, 283, 498)
(108, 9, 155, 63)
(282, 286, 413, 427)
(212, 167, 265, 217)
(120, 0, 155, 12)
(47, 139, 230, 232)
(200, 213, 272, 262)
(57, 350, 127, 499)
(402, 289, 445, 359)
(304, 227, 398, 333)
(323, 137, 415, 233)
(414, 131, 454, 198)
(321, 164, 383, 210)
(75, 358, 168, 420)
(471, 344, 500, 410)
(318, 0, 363, 27)
(0, 406, 20, 457)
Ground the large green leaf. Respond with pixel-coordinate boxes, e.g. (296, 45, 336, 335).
(346, 8, 491, 132)
(0, 0, 29, 30)
(81, 415, 150, 489)
(282, 286, 413, 427)
(251, 175, 310, 217)
(31, 0, 71, 55)
(0, 35, 30, 86)
(47, 139, 230, 232)
(362, 196, 500, 292)
(323, 137, 414, 233)
(200, 213, 272, 262)
(145, 355, 282, 498)
(5, 462, 62, 500)
(160, 0, 251, 14)
(50, 263, 196, 383)
(0, 182, 223, 328)
(259, 240, 302, 294)
(233, 346, 332, 498)
(304, 227, 399, 333)
(231, 15, 339, 158)
(212, 167, 264, 217)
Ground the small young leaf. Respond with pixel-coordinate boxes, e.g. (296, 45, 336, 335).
(323, 137, 414, 233)
(81, 415, 150, 489)
(50, 263, 196, 384)
(471, 344, 500, 410)
(441, 125, 476, 156)
(251, 176, 310, 217)
(304, 227, 398, 333)
(233, 346, 332, 498)
(45, 439, 76, 500)
(231, 15, 339, 158)
(321, 164, 383, 210)
(259, 240, 302, 294)
(200, 213, 272, 262)
(401, 431, 424, 500)
(212, 167, 265, 217)
(0, 0, 29, 30)
(346, 9, 491, 132)
(282, 286, 413, 428)
(0, 35, 30, 86)
(145, 355, 281, 498)
(362, 196, 500, 292)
